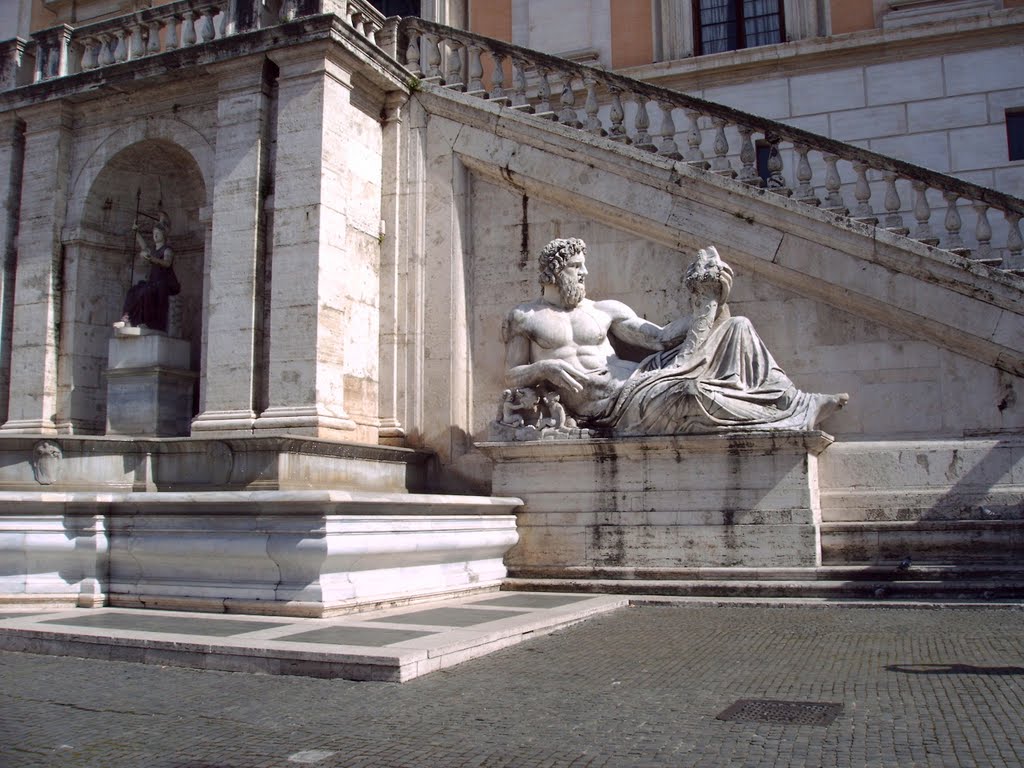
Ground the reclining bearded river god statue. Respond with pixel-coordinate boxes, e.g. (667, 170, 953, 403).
(496, 238, 848, 440)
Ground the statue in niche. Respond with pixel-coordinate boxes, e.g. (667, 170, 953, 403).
(498, 238, 848, 439)
(114, 211, 181, 335)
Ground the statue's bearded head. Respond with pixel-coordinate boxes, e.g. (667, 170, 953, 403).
(539, 238, 587, 309)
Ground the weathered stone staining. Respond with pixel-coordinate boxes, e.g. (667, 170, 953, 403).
(498, 238, 848, 440)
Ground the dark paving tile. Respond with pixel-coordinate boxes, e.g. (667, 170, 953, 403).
(38, 613, 288, 637)
(474, 594, 594, 609)
(369, 607, 525, 627)
(276, 626, 437, 647)
(0, 612, 50, 620)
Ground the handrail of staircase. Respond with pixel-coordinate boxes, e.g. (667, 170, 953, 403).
(0, 0, 386, 91)
(399, 17, 1024, 272)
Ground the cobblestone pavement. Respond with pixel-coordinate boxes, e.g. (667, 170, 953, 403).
(2, 603, 1023, 768)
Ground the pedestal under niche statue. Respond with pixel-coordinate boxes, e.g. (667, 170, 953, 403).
(106, 210, 195, 437)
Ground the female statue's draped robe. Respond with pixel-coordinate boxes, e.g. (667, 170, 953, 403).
(601, 313, 833, 434)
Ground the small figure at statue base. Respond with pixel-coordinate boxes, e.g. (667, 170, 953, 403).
(491, 386, 593, 441)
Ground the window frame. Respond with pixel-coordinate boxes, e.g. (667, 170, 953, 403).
(1008, 110, 1024, 163)
(691, 0, 787, 57)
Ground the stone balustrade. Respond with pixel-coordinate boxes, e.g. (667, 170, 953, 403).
(1, 0, 386, 90)
(400, 18, 1024, 272)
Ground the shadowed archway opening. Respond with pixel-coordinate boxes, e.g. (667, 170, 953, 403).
(58, 139, 206, 434)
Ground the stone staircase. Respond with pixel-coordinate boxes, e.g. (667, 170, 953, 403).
(394, 20, 1024, 600)
(398, 17, 1024, 276)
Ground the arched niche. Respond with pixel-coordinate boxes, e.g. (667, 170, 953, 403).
(57, 138, 207, 434)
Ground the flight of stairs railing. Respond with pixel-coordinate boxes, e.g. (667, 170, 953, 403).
(6, 5, 1022, 276)
(398, 17, 1024, 276)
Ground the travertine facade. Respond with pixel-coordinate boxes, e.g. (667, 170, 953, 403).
(0, 0, 1020, 604)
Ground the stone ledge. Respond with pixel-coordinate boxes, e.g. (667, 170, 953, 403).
(477, 430, 834, 461)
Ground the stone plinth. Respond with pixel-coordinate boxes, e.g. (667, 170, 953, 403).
(0, 490, 521, 616)
(479, 431, 833, 574)
(106, 335, 196, 437)
(0, 436, 432, 492)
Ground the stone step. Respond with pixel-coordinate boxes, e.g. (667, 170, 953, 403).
(503, 576, 1024, 601)
(821, 519, 1024, 564)
(509, 564, 1024, 582)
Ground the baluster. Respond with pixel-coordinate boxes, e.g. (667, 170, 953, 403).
(655, 102, 679, 158)
(510, 58, 530, 110)
(444, 40, 464, 91)
(633, 95, 656, 152)
(80, 36, 99, 70)
(129, 20, 146, 59)
(607, 87, 627, 142)
(466, 44, 484, 95)
(147, 20, 162, 54)
(49, 42, 62, 77)
(942, 192, 967, 254)
(220, 3, 233, 37)
(584, 75, 604, 135)
(113, 29, 128, 63)
(683, 109, 706, 168)
(404, 27, 421, 75)
(182, 10, 197, 46)
(972, 203, 993, 262)
(32, 40, 44, 82)
(557, 71, 580, 128)
(737, 126, 759, 185)
(97, 33, 115, 66)
(489, 54, 508, 103)
(535, 67, 554, 117)
(709, 118, 734, 177)
(822, 154, 847, 214)
(200, 6, 218, 42)
(852, 161, 877, 223)
(765, 133, 790, 196)
(912, 182, 940, 246)
(883, 172, 908, 235)
(423, 33, 442, 81)
(792, 144, 818, 205)
(1005, 212, 1023, 267)
(165, 15, 179, 50)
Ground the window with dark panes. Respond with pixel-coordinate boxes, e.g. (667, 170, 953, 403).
(1008, 110, 1024, 162)
(368, 0, 420, 17)
(694, 0, 785, 55)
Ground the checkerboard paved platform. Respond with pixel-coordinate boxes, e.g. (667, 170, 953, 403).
(0, 592, 626, 682)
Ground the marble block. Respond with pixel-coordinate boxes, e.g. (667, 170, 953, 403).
(479, 431, 833, 573)
(106, 335, 196, 437)
(0, 491, 521, 616)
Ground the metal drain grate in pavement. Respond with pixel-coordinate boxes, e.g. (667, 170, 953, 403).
(716, 699, 843, 726)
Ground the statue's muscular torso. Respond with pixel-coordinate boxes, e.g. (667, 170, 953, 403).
(504, 298, 642, 417)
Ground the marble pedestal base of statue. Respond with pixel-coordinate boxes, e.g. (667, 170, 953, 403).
(105, 334, 196, 437)
(479, 431, 833, 574)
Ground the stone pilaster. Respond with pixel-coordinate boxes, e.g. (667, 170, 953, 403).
(190, 57, 273, 437)
(377, 91, 410, 443)
(254, 43, 389, 443)
(0, 115, 24, 428)
(1, 103, 71, 435)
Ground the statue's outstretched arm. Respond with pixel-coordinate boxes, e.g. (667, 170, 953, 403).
(605, 300, 691, 350)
